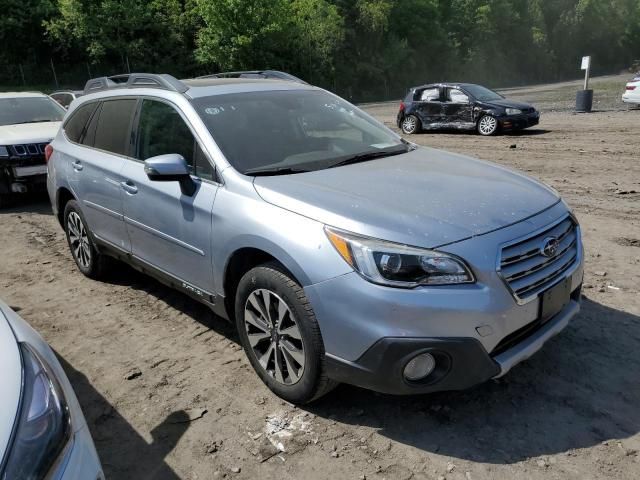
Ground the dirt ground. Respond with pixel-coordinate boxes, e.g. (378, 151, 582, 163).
(1, 74, 639, 480)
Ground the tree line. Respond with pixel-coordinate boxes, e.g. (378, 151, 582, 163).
(1, 0, 639, 101)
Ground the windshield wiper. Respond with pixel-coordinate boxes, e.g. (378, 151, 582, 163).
(244, 166, 310, 176)
(328, 147, 409, 169)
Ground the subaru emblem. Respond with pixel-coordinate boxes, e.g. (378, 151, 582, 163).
(541, 236, 560, 257)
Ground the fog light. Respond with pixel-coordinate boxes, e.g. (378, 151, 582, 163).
(403, 353, 436, 381)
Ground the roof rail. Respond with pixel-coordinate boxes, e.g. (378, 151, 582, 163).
(196, 70, 306, 84)
(83, 73, 189, 95)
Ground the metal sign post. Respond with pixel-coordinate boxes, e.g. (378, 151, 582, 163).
(576, 55, 593, 112)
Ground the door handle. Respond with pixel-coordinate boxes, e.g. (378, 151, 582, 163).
(72, 160, 83, 171)
(120, 181, 138, 195)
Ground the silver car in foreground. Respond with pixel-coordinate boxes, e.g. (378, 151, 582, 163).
(0, 300, 103, 479)
(47, 73, 583, 403)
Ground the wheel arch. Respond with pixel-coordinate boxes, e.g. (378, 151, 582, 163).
(221, 242, 311, 322)
(56, 187, 76, 226)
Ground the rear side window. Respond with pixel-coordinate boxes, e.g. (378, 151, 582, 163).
(63, 102, 98, 143)
(93, 99, 137, 156)
(419, 88, 440, 101)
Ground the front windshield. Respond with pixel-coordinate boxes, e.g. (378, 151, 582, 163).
(192, 89, 408, 175)
(463, 85, 504, 102)
(0, 97, 65, 127)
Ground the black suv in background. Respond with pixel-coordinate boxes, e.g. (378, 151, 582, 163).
(397, 83, 539, 136)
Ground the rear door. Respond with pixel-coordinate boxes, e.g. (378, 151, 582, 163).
(121, 98, 219, 294)
(442, 87, 474, 128)
(67, 98, 137, 250)
(414, 87, 443, 128)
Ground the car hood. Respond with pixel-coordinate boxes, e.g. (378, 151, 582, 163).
(0, 305, 22, 462)
(481, 98, 534, 111)
(0, 122, 61, 144)
(253, 147, 559, 248)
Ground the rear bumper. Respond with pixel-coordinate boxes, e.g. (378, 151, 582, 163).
(499, 112, 540, 130)
(325, 290, 581, 395)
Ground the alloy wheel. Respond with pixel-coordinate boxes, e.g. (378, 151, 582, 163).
(67, 211, 91, 268)
(244, 289, 305, 385)
(478, 115, 498, 135)
(402, 116, 417, 134)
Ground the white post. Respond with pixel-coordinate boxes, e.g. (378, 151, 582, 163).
(581, 56, 591, 90)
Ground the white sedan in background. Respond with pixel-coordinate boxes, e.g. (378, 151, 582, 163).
(0, 300, 103, 479)
(622, 73, 640, 105)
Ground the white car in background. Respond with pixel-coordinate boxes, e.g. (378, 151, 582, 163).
(0, 300, 103, 479)
(622, 73, 640, 105)
(0, 92, 64, 208)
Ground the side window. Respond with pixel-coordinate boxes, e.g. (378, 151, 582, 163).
(63, 102, 98, 143)
(93, 99, 138, 156)
(447, 88, 469, 103)
(136, 99, 201, 173)
(419, 88, 440, 102)
(81, 103, 102, 147)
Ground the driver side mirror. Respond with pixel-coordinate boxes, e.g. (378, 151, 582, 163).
(144, 154, 196, 196)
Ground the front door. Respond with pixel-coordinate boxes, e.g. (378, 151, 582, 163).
(121, 98, 219, 294)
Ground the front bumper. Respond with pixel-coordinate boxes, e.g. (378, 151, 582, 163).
(499, 112, 540, 130)
(305, 203, 583, 394)
(0, 157, 48, 193)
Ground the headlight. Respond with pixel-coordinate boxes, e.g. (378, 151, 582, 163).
(0, 146, 9, 158)
(505, 108, 522, 115)
(325, 227, 474, 287)
(1, 344, 72, 479)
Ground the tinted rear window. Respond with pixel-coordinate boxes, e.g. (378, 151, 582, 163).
(93, 99, 137, 156)
(63, 102, 98, 143)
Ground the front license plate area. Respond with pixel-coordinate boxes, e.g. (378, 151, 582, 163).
(540, 278, 571, 323)
(13, 165, 47, 177)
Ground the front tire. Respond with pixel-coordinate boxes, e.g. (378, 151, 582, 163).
(64, 200, 109, 279)
(235, 262, 336, 404)
(401, 114, 421, 134)
(477, 115, 499, 136)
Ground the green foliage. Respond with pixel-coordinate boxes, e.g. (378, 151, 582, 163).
(2, 0, 640, 100)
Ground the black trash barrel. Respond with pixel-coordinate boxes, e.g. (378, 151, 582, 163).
(576, 89, 593, 112)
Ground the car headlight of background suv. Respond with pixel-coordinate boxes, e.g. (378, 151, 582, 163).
(505, 108, 522, 115)
(0, 146, 9, 158)
(325, 227, 474, 287)
(1, 343, 72, 479)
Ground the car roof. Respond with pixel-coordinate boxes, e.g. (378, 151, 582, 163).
(0, 92, 48, 99)
(411, 82, 481, 90)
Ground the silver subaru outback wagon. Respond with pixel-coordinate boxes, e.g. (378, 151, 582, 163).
(47, 73, 584, 403)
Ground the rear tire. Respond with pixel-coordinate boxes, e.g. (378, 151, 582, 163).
(401, 114, 421, 134)
(63, 200, 109, 279)
(235, 262, 337, 404)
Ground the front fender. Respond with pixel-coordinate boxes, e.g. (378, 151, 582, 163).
(211, 186, 353, 297)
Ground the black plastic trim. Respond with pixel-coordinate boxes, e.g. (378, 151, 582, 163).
(325, 337, 500, 395)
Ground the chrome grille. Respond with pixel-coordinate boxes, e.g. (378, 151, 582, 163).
(499, 215, 578, 302)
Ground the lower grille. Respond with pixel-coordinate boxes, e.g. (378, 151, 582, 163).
(499, 215, 579, 303)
